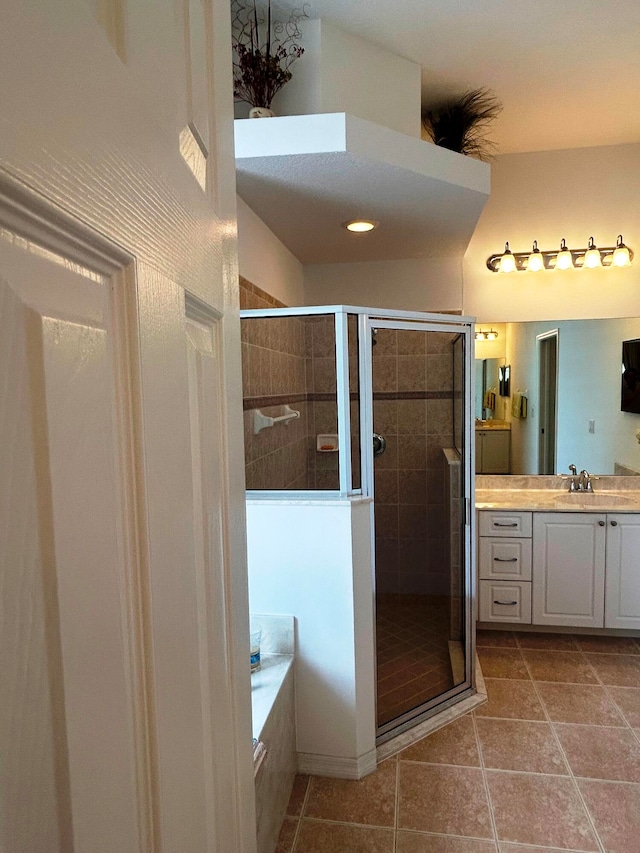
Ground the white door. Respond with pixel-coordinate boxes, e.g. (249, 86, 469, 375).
(532, 513, 606, 628)
(605, 514, 640, 630)
(0, 3, 255, 853)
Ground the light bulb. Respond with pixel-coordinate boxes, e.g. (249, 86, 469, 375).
(343, 219, 378, 233)
(527, 240, 544, 272)
(555, 238, 574, 270)
(498, 241, 517, 273)
(583, 236, 602, 268)
(485, 330, 498, 341)
(613, 234, 631, 267)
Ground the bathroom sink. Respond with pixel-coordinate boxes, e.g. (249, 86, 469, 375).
(553, 493, 639, 509)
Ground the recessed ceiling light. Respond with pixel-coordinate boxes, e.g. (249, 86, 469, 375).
(343, 219, 379, 233)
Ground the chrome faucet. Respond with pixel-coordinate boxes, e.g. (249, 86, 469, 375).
(579, 470, 594, 492)
(567, 464, 579, 491)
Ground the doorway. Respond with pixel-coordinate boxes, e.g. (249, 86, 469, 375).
(537, 330, 559, 474)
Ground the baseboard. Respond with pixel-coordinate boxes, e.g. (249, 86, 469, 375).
(297, 748, 377, 779)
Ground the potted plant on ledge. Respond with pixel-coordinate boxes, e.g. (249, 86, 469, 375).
(231, 0, 307, 118)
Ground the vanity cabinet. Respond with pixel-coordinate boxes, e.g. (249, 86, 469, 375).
(478, 510, 640, 630)
(605, 514, 640, 630)
(475, 429, 510, 474)
(532, 513, 606, 628)
(478, 511, 532, 624)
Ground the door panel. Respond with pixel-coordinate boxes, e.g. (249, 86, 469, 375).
(371, 321, 472, 735)
(605, 514, 640, 629)
(0, 242, 141, 852)
(532, 513, 605, 627)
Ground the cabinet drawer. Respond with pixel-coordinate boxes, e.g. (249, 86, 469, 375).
(479, 511, 532, 538)
(479, 580, 532, 624)
(479, 538, 532, 581)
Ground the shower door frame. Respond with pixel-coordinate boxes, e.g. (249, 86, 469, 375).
(360, 313, 476, 742)
(239, 304, 476, 740)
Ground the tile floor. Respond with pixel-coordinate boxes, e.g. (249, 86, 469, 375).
(277, 630, 640, 852)
(376, 594, 459, 726)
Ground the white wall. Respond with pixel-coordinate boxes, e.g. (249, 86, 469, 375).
(271, 19, 422, 139)
(464, 143, 640, 322)
(237, 196, 305, 305)
(304, 255, 464, 312)
(246, 498, 376, 777)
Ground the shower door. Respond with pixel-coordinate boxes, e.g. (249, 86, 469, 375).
(367, 317, 472, 739)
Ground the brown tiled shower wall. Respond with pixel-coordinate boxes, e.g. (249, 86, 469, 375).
(240, 279, 342, 490)
(372, 329, 454, 597)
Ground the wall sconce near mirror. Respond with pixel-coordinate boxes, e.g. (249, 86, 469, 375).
(475, 328, 499, 341)
(487, 235, 633, 272)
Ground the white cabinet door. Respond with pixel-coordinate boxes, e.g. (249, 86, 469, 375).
(481, 430, 510, 474)
(532, 513, 606, 627)
(605, 514, 640, 630)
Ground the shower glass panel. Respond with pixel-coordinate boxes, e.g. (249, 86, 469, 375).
(371, 320, 469, 737)
(240, 311, 340, 491)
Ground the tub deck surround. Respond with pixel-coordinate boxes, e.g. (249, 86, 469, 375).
(477, 474, 640, 512)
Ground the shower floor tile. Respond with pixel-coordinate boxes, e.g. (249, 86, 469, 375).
(375, 594, 458, 726)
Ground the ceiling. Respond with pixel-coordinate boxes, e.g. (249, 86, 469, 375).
(304, 0, 640, 154)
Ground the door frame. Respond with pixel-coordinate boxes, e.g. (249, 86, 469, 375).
(537, 329, 559, 475)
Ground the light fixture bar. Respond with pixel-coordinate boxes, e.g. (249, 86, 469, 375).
(487, 236, 634, 272)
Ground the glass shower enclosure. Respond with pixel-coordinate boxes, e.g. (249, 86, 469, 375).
(240, 305, 475, 741)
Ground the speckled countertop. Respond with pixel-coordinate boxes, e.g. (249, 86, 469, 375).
(476, 475, 640, 513)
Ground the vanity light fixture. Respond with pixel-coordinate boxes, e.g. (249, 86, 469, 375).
(343, 218, 379, 233)
(475, 329, 499, 341)
(487, 235, 634, 272)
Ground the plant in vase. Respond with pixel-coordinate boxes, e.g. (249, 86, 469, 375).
(231, 0, 308, 117)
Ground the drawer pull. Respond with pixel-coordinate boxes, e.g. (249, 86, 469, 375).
(494, 557, 518, 562)
(494, 522, 518, 527)
(494, 599, 518, 606)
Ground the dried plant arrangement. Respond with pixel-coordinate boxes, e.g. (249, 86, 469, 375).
(231, 0, 308, 112)
(421, 88, 502, 160)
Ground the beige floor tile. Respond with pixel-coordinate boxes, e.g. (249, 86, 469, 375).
(396, 831, 498, 852)
(476, 630, 517, 648)
(294, 819, 394, 852)
(578, 778, 640, 853)
(585, 653, 640, 687)
(498, 846, 585, 852)
(515, 632, 579, 651)
(286, 774, 310, 817)
(486, 770, 598, 850)
(276, 817, 298, 853)
(607, 686, 640, 726)
(304, 759, 396, 827)
(398, 762, 493, 839)
(536, 681, 625, 726)
(477, 647, 529, 679)
(476, 718, 568, 774)
(575, 635, 640, 655)
(475, 678, 545, 720)
(400, 715, 480, 766)
(520, 650, 598, 684)
(554, 723, 640, 782)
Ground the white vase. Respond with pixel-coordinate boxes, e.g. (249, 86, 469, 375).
(249, 106, 276, 119)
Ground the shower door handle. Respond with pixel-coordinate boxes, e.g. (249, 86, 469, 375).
(373, 433, 386, 457)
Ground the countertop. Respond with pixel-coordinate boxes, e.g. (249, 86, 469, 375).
(476, 488, 640, 513)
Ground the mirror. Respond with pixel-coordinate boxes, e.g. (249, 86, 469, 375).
(475, 317, 640, 476)
(475, 357, 506, 420)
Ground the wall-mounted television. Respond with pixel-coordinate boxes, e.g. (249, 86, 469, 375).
(621, 338, 640, 413)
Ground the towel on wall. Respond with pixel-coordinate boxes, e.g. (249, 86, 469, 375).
(484, 390, 496, 411)
(512, 393, 527, 418)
